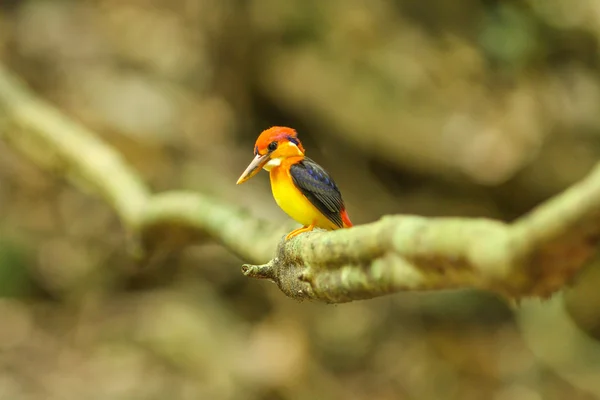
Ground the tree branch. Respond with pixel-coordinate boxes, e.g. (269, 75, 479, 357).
(0, 67, 149, 229)
(244, 162, 600, 302)
(139, 191, 295, 263)
(0, 66, 292, 264)
(1, 65, 598, 303)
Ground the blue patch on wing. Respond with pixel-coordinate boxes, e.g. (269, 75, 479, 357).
(289, 158, 344, 227)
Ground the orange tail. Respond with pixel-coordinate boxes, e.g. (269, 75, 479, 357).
(341, 208, 353, 228)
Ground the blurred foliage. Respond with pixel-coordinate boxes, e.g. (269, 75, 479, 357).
(0, 240, 34, 297)
(0, 0, 600, 399)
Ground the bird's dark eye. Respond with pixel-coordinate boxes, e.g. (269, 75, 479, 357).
(268, 141, 278, 152)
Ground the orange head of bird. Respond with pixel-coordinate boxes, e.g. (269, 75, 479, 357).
(236, 126, 306, 184)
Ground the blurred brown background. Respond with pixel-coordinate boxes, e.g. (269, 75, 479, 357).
(1, 0, 600, 399)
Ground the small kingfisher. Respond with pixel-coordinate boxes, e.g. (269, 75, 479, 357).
(236, 126, 353, 240)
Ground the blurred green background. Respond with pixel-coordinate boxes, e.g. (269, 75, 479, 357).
(1, 0, 600, 399)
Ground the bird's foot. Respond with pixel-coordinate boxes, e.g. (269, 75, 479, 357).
(285, 223, 315, 240)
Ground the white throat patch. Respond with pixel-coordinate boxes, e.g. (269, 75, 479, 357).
(263, 157, 281, 171)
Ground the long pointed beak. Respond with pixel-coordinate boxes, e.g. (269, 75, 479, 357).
(236, 153, 269, 184)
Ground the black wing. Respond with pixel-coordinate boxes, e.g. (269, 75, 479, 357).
(289, 158, 344, 228)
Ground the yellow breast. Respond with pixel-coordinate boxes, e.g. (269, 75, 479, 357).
(269, 165, 338, 230)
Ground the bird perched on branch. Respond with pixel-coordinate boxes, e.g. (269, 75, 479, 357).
(236, 126, 353, 240)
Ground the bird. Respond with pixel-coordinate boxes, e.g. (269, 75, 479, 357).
(236, 126, 353, 240)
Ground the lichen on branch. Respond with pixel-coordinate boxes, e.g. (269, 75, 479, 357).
(243, 161, 600, 302)
(1, 64, 599, 304)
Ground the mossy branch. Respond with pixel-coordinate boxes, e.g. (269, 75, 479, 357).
(0, 65, 293, 264)
(243, 160, 600, 302)
(1, 65, 599, 303)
